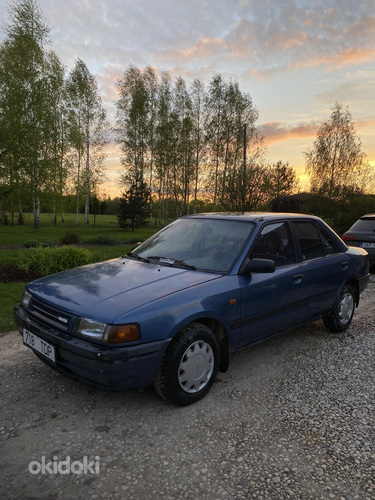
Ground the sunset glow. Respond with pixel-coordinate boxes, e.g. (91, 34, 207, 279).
(1, 0, 374, 198)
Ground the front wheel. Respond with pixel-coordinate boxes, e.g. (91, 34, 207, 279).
(154, 323, 220, 406)
(323, 283, 355, 333)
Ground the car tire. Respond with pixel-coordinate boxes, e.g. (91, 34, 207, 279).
(323, 283, 355, 333)
(153, 323, 220, 406)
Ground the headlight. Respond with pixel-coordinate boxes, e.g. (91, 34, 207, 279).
(75, 318, 107, 341)
(21, 290, 32, 310)
(75, 318, 141, 344)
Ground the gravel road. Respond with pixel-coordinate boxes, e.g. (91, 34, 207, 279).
(1, 274, 374, 500)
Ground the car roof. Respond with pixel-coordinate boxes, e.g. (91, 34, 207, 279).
(185, 212, 322, 223)
(360, 213, 375, 220)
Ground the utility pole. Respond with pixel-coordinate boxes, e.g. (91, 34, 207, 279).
(242, 123, 247, 213)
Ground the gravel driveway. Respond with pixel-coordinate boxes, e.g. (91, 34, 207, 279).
(1, 274, 374, 500)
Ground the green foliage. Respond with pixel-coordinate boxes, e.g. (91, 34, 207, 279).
(0, 214, 158, 246)
(0, 283, 25, 335)
(305, 193, 375, 235)
(272, 192, 375, 235)
(304, 102, 371, 200)
(59, 229, 81, 245)
(117, 178, 151, 231)
(0, 3, 108, 227)
(24, 240, 41, 248)
(18, 212, 24, 225)
(115, 68, 273, 219)
(66, 59, 109, 224)
(17, 246, 93, 276)
(266, 161, 299, 199)
(0, 0, 56, 229)
(83, 235, 120, 245)
(0, 217, 159, 334)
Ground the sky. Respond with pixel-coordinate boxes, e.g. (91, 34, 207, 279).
(1, 0, 375, 198)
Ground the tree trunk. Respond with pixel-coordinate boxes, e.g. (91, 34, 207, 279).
(84, 133, 90, 224)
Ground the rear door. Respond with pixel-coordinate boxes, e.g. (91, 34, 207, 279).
(291, 220, 349, 320)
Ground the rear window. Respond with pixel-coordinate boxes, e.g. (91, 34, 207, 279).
(350, 219, 375, 232)
(292, 221, 325, 260)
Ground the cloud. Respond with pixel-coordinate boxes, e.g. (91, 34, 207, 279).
(259, 121, 320, 145)
(357, 119, 375, 130)
(1, 0, 374, 194)
(260, 117, 375, 146)
(292, 47, 375, 72)
(2, 0, 374, 80)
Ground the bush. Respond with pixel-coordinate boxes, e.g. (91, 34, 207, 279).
(24, 240, 41, 248)
(17, 246, 93, 276)
(83, 235, 120, 245)
(59, 229, 81, 245)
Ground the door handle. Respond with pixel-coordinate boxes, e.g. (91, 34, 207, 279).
(292, 274, 303, 283)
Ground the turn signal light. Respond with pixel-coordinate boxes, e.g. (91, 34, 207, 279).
(105, 324, 141, 344)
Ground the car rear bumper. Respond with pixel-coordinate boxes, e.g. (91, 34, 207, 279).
(14, 305, 170, 391)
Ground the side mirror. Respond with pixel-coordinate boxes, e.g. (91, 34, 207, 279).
(240, 258, 276, 275)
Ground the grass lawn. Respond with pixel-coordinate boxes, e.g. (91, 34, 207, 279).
(0, 213, 161, 246)
(0, 283, 25, 334)
(0, 215, 162, 335)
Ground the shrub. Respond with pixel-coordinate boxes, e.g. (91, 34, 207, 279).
(17, 246, 93, 276)
(59, 229, 81, 245)
(18, 213, 24, 226)
(83, 235, 120, 246)
(24, 240, 41, 248)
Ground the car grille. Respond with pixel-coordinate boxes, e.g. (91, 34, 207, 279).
(29, 299, 75, 332)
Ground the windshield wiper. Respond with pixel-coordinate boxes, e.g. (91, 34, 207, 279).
(126, 252, 151, 263)
(147, 256, 196, 271)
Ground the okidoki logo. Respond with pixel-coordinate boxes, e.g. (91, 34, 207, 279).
(28, 456, 100, 475)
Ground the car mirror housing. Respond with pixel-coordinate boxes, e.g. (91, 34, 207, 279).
(240, 258, 276, 275)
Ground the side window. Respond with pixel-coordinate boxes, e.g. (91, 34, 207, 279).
(318, 225, 340, 255)
(250, 222, 296, 268)
(292, 221, 325, 260)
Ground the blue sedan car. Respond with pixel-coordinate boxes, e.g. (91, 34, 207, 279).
(14, 213, 369, 405)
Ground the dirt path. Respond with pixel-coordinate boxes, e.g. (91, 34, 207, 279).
(1, 275, 374, 499)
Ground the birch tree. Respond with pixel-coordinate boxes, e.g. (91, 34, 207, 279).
(42, 50, 70, 224)
(305, 102, 368, 200)
(0, 0, 51, 228)
(190, 79, 206, 213)
(67, 59, 108, 224)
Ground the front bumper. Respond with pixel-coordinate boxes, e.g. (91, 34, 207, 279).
(14, 305, 170, 391)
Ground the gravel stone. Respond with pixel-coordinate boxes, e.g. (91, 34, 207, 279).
(0, 274, 374, 499)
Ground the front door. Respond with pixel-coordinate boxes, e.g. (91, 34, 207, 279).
(239, 221, 307, 347)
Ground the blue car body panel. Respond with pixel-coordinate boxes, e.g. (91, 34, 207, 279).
(25, 258, 221, 323)
(14, 213, 370, 393)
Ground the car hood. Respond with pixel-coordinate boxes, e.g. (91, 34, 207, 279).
(27, 257, 221, 322)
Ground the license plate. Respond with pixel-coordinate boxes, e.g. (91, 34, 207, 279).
(360, 242, 375, 249)
(23, 328, 56, 363)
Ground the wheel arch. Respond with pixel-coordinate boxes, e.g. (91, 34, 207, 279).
(346, 278, 359, 306)
(185, 317, 230, 373)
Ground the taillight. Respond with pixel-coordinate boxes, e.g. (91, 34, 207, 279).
(342, 234, 356, 241)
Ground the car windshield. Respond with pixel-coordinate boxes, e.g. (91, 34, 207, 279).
(133, 218, 255, 273)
